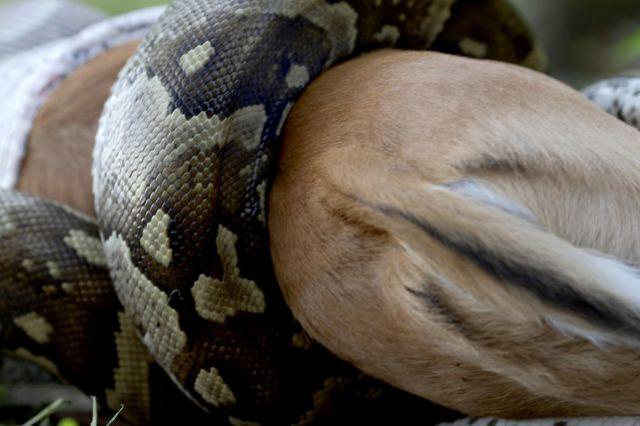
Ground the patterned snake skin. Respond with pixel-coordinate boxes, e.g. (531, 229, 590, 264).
(0, 0, 552, 424)
(584, 76, 640, 130)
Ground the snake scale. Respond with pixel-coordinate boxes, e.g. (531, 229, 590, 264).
(0, 0, 567, 424)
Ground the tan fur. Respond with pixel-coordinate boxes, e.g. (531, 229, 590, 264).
(18, 40, 139, 218)
(269, 50, 640, 418)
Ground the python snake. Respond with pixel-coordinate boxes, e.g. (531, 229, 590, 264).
(0, 0, 599, 424)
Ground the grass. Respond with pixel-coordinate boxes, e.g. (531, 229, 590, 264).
(19, 397, 124, 426)
(23, 398, 70, 426)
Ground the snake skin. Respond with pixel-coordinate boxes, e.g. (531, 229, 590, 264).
(0, 192, 155, 422)
(584, 76, 640, 131)
(442, 417, 640, 426)
(1, 0, 549, 424)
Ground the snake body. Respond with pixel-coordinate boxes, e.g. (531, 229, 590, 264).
(1, 1, 548, 424)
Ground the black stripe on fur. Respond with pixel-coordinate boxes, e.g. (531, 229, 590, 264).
(377, 203, 640, 339)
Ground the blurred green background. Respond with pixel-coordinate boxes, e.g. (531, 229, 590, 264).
(75, 0, 640, 87)
(511, 0, 640, 86)
(77, 0, 166, 15)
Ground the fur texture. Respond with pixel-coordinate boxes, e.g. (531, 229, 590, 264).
(269, 49, 640, 418)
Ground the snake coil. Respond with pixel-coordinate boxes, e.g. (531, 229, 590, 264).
(1, 0, 550, 424)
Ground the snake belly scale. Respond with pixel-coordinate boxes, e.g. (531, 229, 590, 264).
(1, 0, 544, 423)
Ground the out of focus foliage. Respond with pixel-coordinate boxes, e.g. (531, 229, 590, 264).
(77, 0, 167, 15)
(512, 0, 640, 86)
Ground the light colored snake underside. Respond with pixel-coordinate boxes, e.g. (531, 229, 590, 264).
(0, 0, 561, 424)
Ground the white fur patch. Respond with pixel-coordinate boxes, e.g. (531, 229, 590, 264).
(587, 255, 640, 313)
(443, 180, 537, 224)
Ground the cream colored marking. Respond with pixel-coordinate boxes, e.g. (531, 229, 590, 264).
(420, 0, 457, 45)
(374, 0, 382, 7)
(235, 105, 267, 150)
(46, 261, 61, 279)
(140, 209, 172, 267)
(95, 74, 164, 205)
(14, 312, 53, 344)
(147, 75, 172, 119)
(104, 233, 187, 367)
(239, 164, 252, 177)
(373, 25, 401, 45)
(276, 102, 294, 136)
(13, 348, 60, 376)
(164, 104, 267, 152)
(0, 220, 15, 238)
(459, 37, 488, 58)
(42, 285, 57, 295)
(64, 229, 107, 267)
(61, 283, 74, 293)
(194, 367, 236, 407)
(399, 13, 406, 21)
(229, 417, 261, 426)
(257, 180, 267, 225)
(179, 41, 214, 76)
(96, 72, 264, 218)
(286, 64, 310, 89)
(240, 154, 269, 178)
(192, 226, 265, 323)
(106, 311, 152, 423)
(22, 259, 34, 271)
(292, 331, 312, 350)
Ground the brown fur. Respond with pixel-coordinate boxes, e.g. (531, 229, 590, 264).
(18, 40, 139, 218)
(269, 50, 640, 418)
